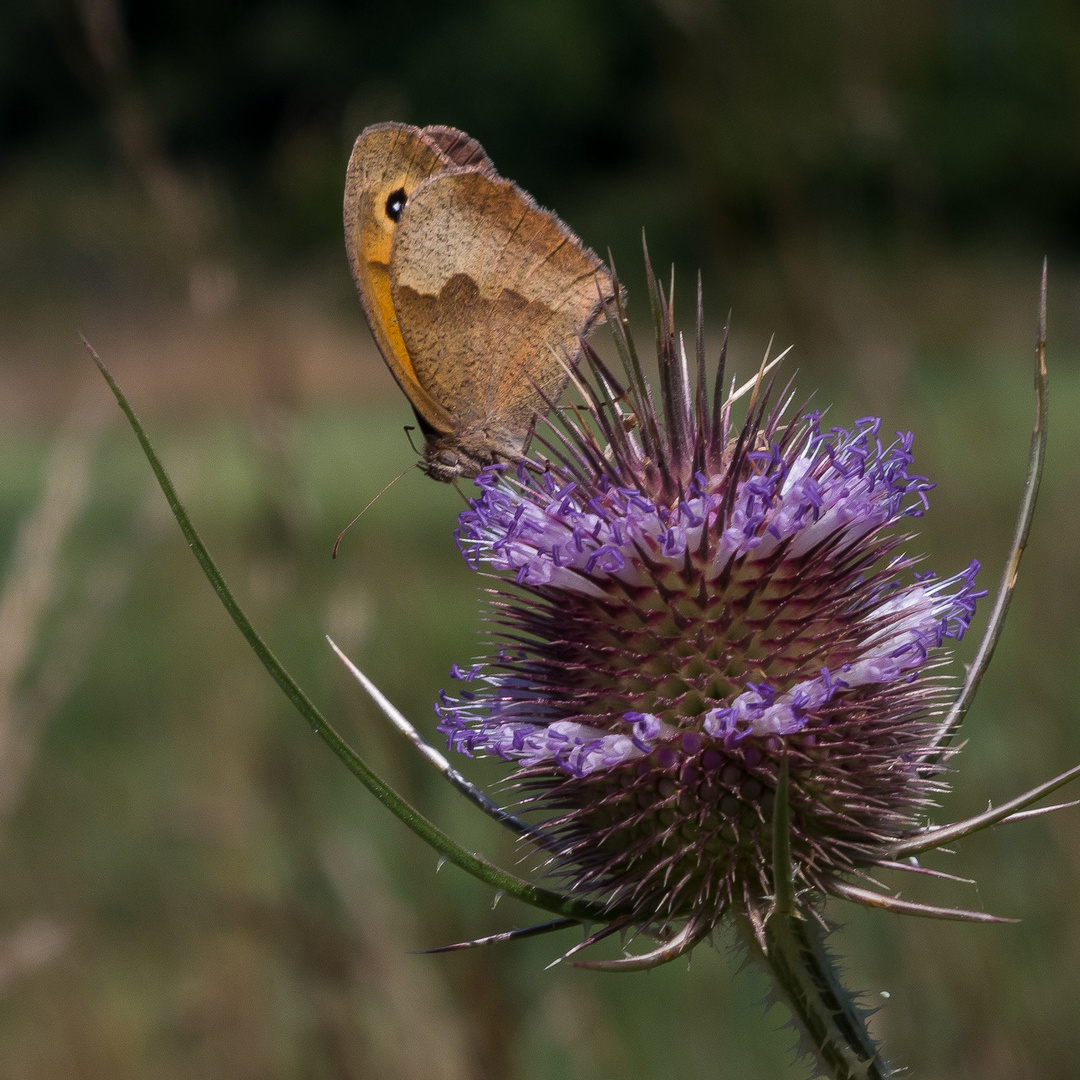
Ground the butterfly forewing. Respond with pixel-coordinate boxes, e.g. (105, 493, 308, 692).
(345, 121, 616, 480)
(390, 169, 613, 449)
(344, 123, 493, 435)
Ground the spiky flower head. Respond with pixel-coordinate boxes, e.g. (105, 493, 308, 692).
(437, 276, 984, 956)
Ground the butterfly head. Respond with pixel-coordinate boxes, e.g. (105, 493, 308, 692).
(420, 428, 522, 483)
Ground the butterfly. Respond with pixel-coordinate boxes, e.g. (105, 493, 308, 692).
(344, 122, 615, 481)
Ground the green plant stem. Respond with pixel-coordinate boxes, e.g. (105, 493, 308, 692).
(745, 912, 891, 1080)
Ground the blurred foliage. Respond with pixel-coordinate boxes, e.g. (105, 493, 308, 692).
(3, 0, 1080, 270)
(2, 1, 1080, 1078)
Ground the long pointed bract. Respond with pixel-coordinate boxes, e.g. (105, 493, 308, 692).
(86, 339, 616, 926)
(327, 636, 539, 840)
(419, 918, 577, 954)
(889, 761, 1080, 857)
(930, 261, 1048, 755)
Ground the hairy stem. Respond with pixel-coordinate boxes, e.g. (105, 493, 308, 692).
(743, 912, 892, 1080)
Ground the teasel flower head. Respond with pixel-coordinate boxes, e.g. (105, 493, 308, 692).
(91, 241, 1062, 1079)
(436, 267, 990, 965)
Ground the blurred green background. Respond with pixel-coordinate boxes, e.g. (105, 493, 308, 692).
(2, 1, 1079, 1077)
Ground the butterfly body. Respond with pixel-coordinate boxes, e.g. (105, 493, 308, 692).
(344, 122, 615, 481)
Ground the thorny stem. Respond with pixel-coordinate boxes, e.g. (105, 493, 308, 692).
(771, 755, 796, 917)
(745, 913, 892, 1080)
(759, 763, 891, 1077)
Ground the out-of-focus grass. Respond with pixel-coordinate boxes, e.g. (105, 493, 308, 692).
(0, 321, 1078, 1080)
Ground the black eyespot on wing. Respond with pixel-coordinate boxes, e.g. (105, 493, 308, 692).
(385, 188, 407, 222)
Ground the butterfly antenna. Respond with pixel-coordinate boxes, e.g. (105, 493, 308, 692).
(450, 476, 471, 505)
(332, 462, 419, 558)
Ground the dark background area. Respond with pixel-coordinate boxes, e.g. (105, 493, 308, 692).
(9, 0, 1080, 257)
(1, 2, 1079, 1078)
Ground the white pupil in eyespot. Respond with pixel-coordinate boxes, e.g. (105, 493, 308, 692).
(385, 189, 407, 222)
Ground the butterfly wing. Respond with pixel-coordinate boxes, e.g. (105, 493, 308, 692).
(389, 168, 614, 459)
(343, 123, 493, 434)
(422, 126, 494, 171)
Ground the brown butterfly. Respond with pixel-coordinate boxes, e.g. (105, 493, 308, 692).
(343, 122, 615, 482)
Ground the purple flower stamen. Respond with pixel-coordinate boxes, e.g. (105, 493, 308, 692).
(435, 306, 985, 951)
